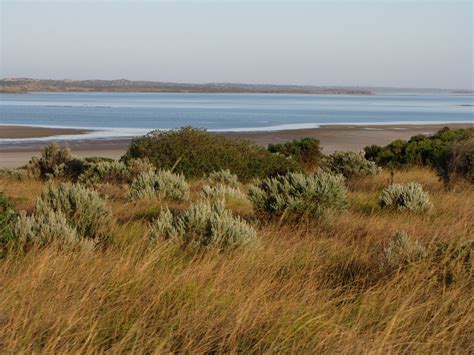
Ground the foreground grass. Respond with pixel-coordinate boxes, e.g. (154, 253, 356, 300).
(0, 168, 473, 352)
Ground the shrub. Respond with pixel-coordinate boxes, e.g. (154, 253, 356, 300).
(326, 151, 381, 178)
(436, 138, 474, 185)
(206, 169, 239, 186)
(0, 193, 17, 257)
(0, 168, 32, 181)
(121, 127, 301, 181)
(78, 161, 131, 185)
(129, 170, 189, 202)
(248, 171, 348, 221)
(364, 127, 474, 169)
(13, 208, 93, 251)
(126, 158, 155, 176)
(379, 182, 433, 213)
(27, 143, 87, 180)
(201, 184, 247, 204)
(149, 200, 257, 250)
(268, 137, 323, 169)
(383, 231, 426, 269)
(36, 183, 112, 241)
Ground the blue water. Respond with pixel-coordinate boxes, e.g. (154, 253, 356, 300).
(0, 92, 472, 141)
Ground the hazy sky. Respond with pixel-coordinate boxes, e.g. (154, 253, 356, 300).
(1, 0, 472, 89)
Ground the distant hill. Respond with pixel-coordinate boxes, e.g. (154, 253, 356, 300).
(0, 78, 374, 95)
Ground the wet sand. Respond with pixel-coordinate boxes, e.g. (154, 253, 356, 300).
(0, 126, 91, 139)
(1, 123, 472, 168)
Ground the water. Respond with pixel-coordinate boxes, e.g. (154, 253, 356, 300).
(0, 92, 472, 141)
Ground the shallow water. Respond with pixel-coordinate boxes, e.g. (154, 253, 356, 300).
(0, 92, 472, 140)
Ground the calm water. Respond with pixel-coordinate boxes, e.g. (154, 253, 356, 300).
(0, 92, 473, 141)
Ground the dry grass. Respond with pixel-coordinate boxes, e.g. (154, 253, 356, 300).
(0, 167, 473, 352)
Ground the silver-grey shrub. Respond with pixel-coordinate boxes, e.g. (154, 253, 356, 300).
(13, 208, 93, 251)
(149, 200, 257, 250)
(201, 184, 247, 203)
(126, 158, 155, 176)
(379, 182, 433, 213)
(206, 169, 239, 186)
(36, 183, 112, 241)
(129, 170, 189, 201)
(383, 231, 427, 269)
(327, 151, 381, 178)
(248, 170, 348, 221)
(78, 161, 131, 185)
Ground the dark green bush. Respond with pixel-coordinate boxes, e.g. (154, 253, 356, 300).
(121, 127, 301, 181)
(364, 127, 474, 170)
(436, 138, 474, 185)
(268, 137, 323, 169)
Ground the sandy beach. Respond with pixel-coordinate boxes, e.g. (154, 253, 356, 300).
(0, 123, 472, 168)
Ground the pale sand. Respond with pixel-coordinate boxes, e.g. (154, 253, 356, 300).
(0, 123, 472, 168)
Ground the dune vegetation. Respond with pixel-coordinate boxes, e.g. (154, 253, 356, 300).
(0, 127, 473, 352)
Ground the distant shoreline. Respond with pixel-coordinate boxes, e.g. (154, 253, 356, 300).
(0, 79, 374, 95)
(1, 122, 472, 168)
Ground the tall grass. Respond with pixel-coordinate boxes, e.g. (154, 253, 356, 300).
(0, 167, 472, 352)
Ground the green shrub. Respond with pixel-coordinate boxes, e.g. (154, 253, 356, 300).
(206, 169, 239, 186)
(13, 208, 93, 251)
(27, 143, 87, 180)
(78, 161, 131, 185)
(326, 151, 381, 178)
(36, 183, 112, 241)
(436, 138, 474, 185)
(364, 127, 474, 169)
(248, 171, 348, 221)
(0, 193, 17, 257)
(379, 182, 433, 213)
(383, 231, 427, 269)
(121, 127, 301, 181)
(268, 137, 323, 169)
(129, 170, 189, 201)
(149, 200, 257, 250)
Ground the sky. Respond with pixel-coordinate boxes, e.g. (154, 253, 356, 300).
(0, 0, 472, 89)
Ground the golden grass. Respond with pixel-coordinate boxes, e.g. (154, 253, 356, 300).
(0, 168, 473, 352)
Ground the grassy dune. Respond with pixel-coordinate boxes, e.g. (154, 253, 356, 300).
(0, 167, 472, 352)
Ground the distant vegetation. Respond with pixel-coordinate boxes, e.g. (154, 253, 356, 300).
(364, 127, 474, 185)
(0, 126, 472, 352)
(0, 78, 373, 95)
(122, 127, 302, 180)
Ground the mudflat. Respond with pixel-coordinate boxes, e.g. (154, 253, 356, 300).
(0, 123, 472, 168)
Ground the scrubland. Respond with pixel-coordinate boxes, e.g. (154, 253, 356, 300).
(0, 128, 472, 352)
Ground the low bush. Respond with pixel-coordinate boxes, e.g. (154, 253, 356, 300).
(268, 137, 323, 169)
(13, 208, 93, 251)
(326, 151, 381, 178)
(128, 170, 189, 202)
(36, 183, 112, 241)
(436, 138, 474, 185)
(364, 127, 474, 169)
(27, 143, 87, 180)
(383, 231, 427, 269)
(121, 127, 301, 181)
(248, 171, 348, 221)
(379, 182, 433, 213)
(126, 158, 156, 176)
(149, 200, 257, 250)
(206, 169, 239, 186)
(201, 184, 247, 205)
(78, 161, 131, 185)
